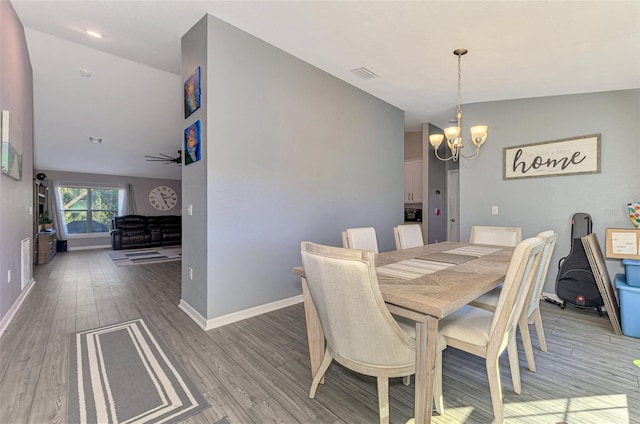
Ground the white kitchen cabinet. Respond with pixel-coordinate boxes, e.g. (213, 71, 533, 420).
(404, 159, 423, 203)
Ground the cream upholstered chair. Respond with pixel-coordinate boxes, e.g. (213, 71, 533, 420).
(393, 224, 424, 250)
(300, 242, 446, 423)
(438, 237, 544, 424)
(342, 226, 379, 253)
(471, 230, 557, 372)
(469, 225, 522, 247)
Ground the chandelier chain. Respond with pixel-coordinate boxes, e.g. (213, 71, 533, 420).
(456, 53, 462, 121)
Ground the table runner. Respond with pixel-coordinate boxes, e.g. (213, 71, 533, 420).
(376, 259, 454, 280)
(443, 245, 501, 257)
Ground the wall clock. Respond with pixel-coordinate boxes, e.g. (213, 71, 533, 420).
(149, 186, 177, 211)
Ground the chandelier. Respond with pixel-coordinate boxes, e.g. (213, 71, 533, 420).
(429, 49, 488, 161)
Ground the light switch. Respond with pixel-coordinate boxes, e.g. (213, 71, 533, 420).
(491, 206, 499, 215)
(187, 204, 193, 216)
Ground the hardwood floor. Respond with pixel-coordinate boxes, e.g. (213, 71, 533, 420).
(1, 248, 639, 423)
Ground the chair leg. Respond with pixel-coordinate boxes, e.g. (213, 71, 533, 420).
(433, 351, 444, 415)
(532, 307, 547, 352)
(486, 355, 505, 424)
(309, 350, 333, 398)
(377, 376, 390, 424)
(518, 314, 536, 372)
(507, 334, 522, 394)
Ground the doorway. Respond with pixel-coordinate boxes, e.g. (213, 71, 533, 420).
(446, 169, 460, 241)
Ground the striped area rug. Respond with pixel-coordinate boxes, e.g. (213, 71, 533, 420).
(68, 319, 209, 424)
(107, 247, 181, 267)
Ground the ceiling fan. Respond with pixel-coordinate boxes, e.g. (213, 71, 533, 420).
(144, 150, 181, 165)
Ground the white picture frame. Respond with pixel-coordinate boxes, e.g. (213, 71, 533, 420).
(503, 134, 601, 180)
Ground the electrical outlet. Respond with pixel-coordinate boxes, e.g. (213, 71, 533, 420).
(491, 206, 499, 215)
(189, 267, 193, 280)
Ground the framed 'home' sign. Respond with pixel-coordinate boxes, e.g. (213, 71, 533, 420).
(503, 134, 601, 180)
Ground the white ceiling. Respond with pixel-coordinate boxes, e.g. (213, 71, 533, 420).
(10, 0, 640, 180)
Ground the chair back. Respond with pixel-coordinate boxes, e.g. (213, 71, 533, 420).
(393, 224, 424, 250)
(488, 237, 544, 353)
(525, 230, 557, 317)
(470, 225, 522, 247)
(343, 227, 379, 253)
(300, 242, 415, 366)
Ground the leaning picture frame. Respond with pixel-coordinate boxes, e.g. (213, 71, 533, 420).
(503, 134, 601, 180)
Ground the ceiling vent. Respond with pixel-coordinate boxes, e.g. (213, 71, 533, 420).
(350, 67, 379, 80)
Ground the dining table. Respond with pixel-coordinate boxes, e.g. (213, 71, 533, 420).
(292, 241, 514, 424)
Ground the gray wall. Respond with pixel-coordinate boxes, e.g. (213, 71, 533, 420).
(35, 169, 181, 249)
(460, 89, 640, 294)
(182, 15, 405, 319)
(181, 16, 209, 317)
(0, 0, 34, 322)
(404, 131, 421, 160)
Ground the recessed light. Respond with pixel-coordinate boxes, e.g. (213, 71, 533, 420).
(79, 68, 92, 77)
(86, 29, 103, 38)
(89, 137, 103, 144)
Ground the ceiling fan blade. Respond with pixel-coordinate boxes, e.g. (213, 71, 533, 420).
(145, 151, 182, 165)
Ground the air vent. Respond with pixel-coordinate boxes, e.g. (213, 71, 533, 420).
(350, 67, 379, 80)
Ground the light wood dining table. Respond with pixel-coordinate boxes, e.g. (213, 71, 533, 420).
(293, 241, 514, 424)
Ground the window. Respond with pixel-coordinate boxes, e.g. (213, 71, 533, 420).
(57, 186, 123, 234)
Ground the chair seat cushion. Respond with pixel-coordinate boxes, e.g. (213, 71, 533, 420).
(394, 315, 447, 352)
(472, 284, 503, 308)
(438, 305, 494, 347)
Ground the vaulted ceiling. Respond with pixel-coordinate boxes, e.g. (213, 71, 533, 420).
(10, 1, 640, 180)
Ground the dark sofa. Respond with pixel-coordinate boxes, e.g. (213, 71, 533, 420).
(111, 215, 181, 250)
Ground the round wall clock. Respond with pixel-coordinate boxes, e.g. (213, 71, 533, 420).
(149, 186, 178, 211)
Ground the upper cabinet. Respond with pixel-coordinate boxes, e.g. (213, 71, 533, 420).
(404, 159, 423, 203)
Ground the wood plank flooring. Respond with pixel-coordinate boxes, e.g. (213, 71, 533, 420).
(1, 248, 639, 423)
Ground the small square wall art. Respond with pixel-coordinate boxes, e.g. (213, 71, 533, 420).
(184, 120, 201, 165)
(184, 66, 201, 118)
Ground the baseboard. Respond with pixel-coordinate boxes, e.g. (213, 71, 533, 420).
(0, 278, 36, 338)
(179, 294, 304, 331)
(178, 300, 208, 330)
(68, 245, 110, 251)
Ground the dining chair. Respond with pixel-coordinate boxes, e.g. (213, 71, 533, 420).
(393, 224, 424, 250)
(437, 237, 544, 424)
(342, 226, 379, 253)
(300, 242, 446, 423)
(469, 225, 522, 247)
(470, 230, 557, 372)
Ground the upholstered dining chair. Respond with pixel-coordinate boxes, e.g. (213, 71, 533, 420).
(470, 230, 557, 372)
(300, 242, 446, 423)
(342, 226, 379, 253)
(393, 224, 424, 250)
(437, 237, 544, 424)
(469, 225, 522, 247)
